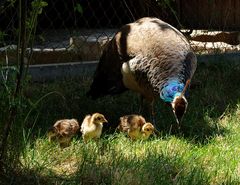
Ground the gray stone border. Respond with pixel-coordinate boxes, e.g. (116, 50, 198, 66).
(1, 53, 240, 82)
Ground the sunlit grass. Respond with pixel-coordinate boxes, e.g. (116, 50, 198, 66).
(1, 61, 240, 184)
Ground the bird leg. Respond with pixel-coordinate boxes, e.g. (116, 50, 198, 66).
(149, 101, 157, 129)
(138, 97, 160, 133)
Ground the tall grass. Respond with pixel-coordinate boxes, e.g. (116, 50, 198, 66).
(1, 61, 240, 184)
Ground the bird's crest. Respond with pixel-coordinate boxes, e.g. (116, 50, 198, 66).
(180, 79, 191, 97)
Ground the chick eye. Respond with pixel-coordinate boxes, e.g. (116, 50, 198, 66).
(146, 129, 149, 131)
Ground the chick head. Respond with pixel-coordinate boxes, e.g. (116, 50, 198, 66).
(92, 113, 108, 124)
(141, 122, 155, 138)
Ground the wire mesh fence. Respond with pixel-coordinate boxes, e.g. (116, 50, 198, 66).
(0, 0, 239, 66)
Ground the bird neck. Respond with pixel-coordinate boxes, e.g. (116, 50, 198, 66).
(160, 79, 185, 103)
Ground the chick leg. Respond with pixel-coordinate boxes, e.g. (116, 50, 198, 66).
(83, 135, 88, 143)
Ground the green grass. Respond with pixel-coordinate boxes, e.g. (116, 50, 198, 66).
(1, 61, 240, 184)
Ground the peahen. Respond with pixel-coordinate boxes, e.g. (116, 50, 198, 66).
(87, 17, 197, 125)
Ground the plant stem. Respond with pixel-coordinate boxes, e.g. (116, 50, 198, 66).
(0, 0, 26, 165)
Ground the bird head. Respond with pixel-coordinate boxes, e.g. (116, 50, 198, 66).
(171, 79, 190, 125)
(142, 122, 155, 138)
(92, 113, 108, 124)
(47, 127, 57, 140)
(171, 95, 188, 125)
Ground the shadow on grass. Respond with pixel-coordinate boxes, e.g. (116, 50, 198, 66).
(1, 62, 240, 184)
(16, 62, 240, 144)
(83, 62, 240, 143)
(152, 61, 240, 144)
(179, 61, 240, 143)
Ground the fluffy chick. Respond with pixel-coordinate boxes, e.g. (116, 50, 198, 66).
(48, 119, 79, 148)
(118, 114, 155, 140)
(80, 113, 108, 143)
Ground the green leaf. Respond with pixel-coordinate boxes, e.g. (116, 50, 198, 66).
(31, 0, 48, 8)
(74, 3, 83, 15)
(31, 0, 48, 14)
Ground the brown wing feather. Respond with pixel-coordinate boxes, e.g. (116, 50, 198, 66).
(118, 115, 146, 132)
(69, 119, 79, 134)
(117, 116, 131, 132)
(127, 115, 146, 131)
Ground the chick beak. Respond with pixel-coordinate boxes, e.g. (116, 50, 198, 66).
(102, 118, 108, 123)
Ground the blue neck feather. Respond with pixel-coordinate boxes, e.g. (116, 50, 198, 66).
(160, 79, 185, 103)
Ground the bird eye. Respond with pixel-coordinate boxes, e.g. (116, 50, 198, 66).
(146, 129, 149, 131)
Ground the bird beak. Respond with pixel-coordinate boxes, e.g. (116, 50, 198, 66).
(171, 95, 187, 128)
(173, 110, 182, 125)
(103, 118, 108, 123)
(171, 103, 184, 128)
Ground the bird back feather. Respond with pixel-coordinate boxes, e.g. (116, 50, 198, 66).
(87, 17, 197, 102)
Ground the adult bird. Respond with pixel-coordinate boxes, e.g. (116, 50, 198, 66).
(87, 17, 197, 125)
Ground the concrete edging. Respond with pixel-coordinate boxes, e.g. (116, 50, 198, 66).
(1, 53, 240, 82)
(29, 52, 240, 82)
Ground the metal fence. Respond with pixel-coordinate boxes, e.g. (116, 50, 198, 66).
(0, 0, 239, 66)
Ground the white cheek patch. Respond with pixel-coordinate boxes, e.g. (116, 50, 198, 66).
(121, 61, 142, 92)
(171, 97, 177, 110)
(121, 62, 131, 74)
(171, 95, 188, 114)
